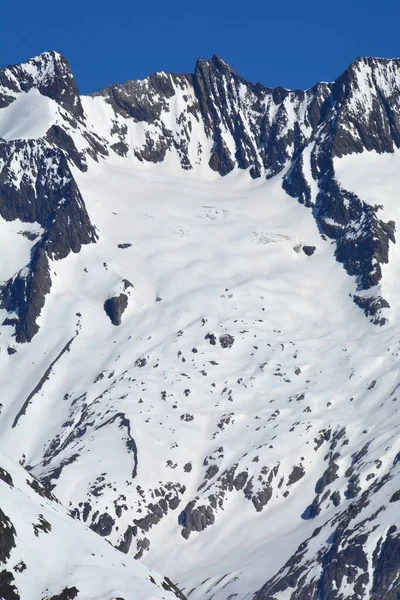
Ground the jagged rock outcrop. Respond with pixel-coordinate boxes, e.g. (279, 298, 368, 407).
(0, 142, 97, 342)
(254, 471, 400, 600)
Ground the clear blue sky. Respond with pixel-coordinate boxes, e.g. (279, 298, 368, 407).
(1, 0, 400, 94)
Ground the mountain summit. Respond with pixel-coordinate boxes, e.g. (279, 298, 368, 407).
(1, 52, 400, 599)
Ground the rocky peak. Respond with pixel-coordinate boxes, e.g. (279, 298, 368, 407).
(195, 53, 238, 78)
(328, 56, 400, 156)
(0, 50, 83, 119)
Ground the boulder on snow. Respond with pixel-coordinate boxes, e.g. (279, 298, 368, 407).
(219, 334, 235, 349)
(302, 245, 316, 256)
(104, 294, 128, 326)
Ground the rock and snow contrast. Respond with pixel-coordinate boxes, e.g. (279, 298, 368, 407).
(1, 50, 400, 599)
(0, 453, 185, 600)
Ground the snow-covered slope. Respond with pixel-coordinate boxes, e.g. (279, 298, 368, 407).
(0, 452, 186, 599)
(1, 50, 400, 600)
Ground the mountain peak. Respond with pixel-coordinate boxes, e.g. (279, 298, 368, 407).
(336, 54, 400, 85)
(195, 53, 236, 76)
(0, 49, 83, 119)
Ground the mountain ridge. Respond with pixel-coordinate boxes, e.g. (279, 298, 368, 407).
(0, 49, 398, 338)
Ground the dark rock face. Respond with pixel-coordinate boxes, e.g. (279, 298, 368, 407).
(26, 476, 59, 502)
(0, 467, 13, 487)
(178, 454, 282, 540)
(302, 246, 316, 257)
(162, 577, 189, 600)
(0, 141, 97, 342)
(117, 525, 135, 554)
(1, 245, 51, 343)
(90, 512, 115, 537)
(254, 471, 400, 600)
(330, 58, 400, 158)
(104, 293, 128, 326)
(298, 139, 395, 322)
(49, 587, 79, 600)
(371, 528, 400, 599)
(219, 334, 235, 349)
(279, 60, 400, 322)
(93, 71, 195, 169)
(0, 570, 20, 600)
(45, 125, 87, 171)
(205, 333, 217, 345)
(179, 500, 215, 539)
(287, 465, 305, 486)
(0, 508, 16, 563)
(192, 56, 308, 179)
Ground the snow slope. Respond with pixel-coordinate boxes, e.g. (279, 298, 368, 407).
(2, 152, 400, 598)
(0, 89, 59, 141)
(0, 451, 186, 600)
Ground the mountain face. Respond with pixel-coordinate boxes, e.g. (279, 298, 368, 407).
(0, 52, 398, 342)
(1, 50, 400, 600)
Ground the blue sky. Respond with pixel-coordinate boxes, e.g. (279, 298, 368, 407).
(1, 0, 400, 94)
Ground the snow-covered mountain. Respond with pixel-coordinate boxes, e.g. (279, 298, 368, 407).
(1, 50, 400, 599)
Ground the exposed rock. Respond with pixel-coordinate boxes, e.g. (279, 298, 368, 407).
(251, 485, 273, 512)
(104, 294, 128, 326)
(162, 577, 189, 600)
(90, 512, 115, 537)
(117, 525, 135, 554)
(49, 587, 79, 600)
(0, 508, 16, 563)
(0, 468, 13, 487)
(0, 51, 84, 119)
(0, 145, 97, 343)
(0, 570, 19, 600)
(205, 333, 217, 345)
(287, 465, 305, 486)
(219, 334, 235, 349)
(255, 475, 392, 599)
(179, 501, 215, 539)
(32, 514, 52, 536)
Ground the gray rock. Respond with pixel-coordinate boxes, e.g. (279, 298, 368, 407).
(104, 294, 128, 326)
(219, 334, 235, 349)
(90, 512, 115, 537)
